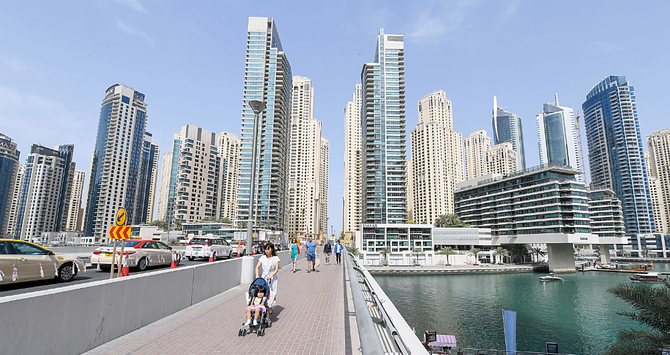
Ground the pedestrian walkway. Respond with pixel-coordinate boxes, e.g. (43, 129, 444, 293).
(86, 255, 361, 355)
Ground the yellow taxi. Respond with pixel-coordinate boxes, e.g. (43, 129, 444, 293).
(0, 238, 86, 285)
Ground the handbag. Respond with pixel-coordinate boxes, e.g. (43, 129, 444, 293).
(315, 257, 321, 267)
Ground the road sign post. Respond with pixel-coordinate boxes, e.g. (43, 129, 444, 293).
(110, 208, 128, 279)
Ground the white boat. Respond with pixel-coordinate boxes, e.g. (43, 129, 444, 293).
(539, 273, 564, 281)
(630, 272, 665, 283)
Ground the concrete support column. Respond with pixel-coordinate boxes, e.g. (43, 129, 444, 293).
(241, 256, 255, 284)
(547, 243, 576, 273)
(599, 244, 611, 264)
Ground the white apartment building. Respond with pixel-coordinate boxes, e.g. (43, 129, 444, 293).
(143, 136, 159, 224)
(319, 137, 329, 237)
(406, 159, 414, 222)
(65, 170, 85, 231)
(217, 131, 240, 221)
(410, 90, 463, 225)
(172, 125, 220, 224)
(487, 142, 518, 176)
(15, 145, 76, 240)
(156, 151, 173, 222)
(647, 129, 670, 233)
(464, 130, 492, 180)
(343, 83, 363, 233)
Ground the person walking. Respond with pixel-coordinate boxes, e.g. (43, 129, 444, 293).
(290, 239, 299, 273)
(255, 243, 280, 311)
(334, 240, 344, 266)
(323, 241, 332, 266)
(305, 237, 318, 273)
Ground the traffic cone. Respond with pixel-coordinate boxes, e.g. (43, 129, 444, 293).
(209, 250, 214, 263)
(120, 258, 130, 277)
(171, 251, 177, 269)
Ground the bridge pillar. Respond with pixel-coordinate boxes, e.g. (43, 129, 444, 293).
(599, 244, 611, 264)
(547, 243, 576, 273)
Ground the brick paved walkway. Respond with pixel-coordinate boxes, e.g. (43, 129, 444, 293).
(87, 255, 360, 355)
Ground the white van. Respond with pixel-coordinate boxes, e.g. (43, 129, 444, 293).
(185, 236, 233, 261)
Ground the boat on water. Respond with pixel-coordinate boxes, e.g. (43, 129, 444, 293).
(630, 272, 666, 283)
(539, 273, 564, 281)
(596, 263, 653, 271)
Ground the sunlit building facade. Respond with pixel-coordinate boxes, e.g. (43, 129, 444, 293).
(493, 96, 526, 171)
(536, 93, 583, 181)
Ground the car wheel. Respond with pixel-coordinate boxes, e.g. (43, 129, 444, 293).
(137, 257, 148, 271)
(188, 256, 194, 261)
(228, 251, 233, 259)
(57, 263, 76, 282)
(213, 253, 218, 261)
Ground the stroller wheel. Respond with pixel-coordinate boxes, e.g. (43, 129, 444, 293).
(267, 319, 272, 327)
(242, 328, 247, 336)
(238, 329, 243, 337)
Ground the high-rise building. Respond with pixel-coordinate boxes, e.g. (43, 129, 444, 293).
(83, 84, 148, 241)
(217, 131, 240, 222)
(647, 129, 670, 233)
(0, 133, 20, 236)
(343, 83, 363, 233)
(6, 164, 24, 236)
(361, 29, 407, 224)
(406, 159, 414, 223)
(133, 132, 159, 225)
(410, 90, 463, 224)
(487, 142, 518, 176)
(66, 170, 85, 231)
(156, 151, 173, 222)
(238, 17, 292, 230)
(583, 75, 655, 235)
(166, 124, 220, 224)
(536, 93, 583, 181)
(644, 150, 663, 233)
(14, 144, 75, 240)
(587, 189, 625, 240)
(464, 130, 492, 180)
(319, 137, 329, 237)
(493, 96, 526, 170)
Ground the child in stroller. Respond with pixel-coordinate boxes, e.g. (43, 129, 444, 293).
(239, 277, 272, 337)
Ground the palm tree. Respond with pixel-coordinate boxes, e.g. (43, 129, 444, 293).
(509, 244, 530, 263)
(348, 246, 360, 257)
(437, 246, 457, 266)
(412, 248, 424, 265)
(606, 281, 670, 354)
(494, 247, 509, 264)
(379, 248, 391, 265)
(434, 214, 470, 228)
(530, 247, 547, 263)
(468, 248, 481, 265)
(641, 247, 651, 258)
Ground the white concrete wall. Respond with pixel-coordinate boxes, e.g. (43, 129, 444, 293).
(0, 251, 289, 355)
(547, 243, 576, 272)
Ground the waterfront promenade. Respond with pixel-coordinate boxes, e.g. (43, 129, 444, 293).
(86, 256, 361, 355)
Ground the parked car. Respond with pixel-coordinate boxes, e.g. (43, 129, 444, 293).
(0, 238, 86, 284)
(230, 241, 246, 256)
(90, 240, 177, 271)
(185, 237, 233, 261)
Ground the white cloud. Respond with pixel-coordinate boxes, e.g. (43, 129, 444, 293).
(406, 0, 481, 44)
(499, 1, 520, 21)
(2, 57, 28, 72)
(116, 18, 155, 44)
(114, 0, 147, 13)
(590, 41, 622, 53)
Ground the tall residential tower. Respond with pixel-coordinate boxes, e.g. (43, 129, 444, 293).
(0, 134, 20, 236)
(493, 96, 526, 171)
(536, 93, 583, 181)
(647, 129, 670, 233)
(343, 84, 363, 233)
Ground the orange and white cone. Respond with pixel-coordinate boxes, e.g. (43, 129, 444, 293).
(120, 257, 130, 277)
(209, 250, 214, 263)
(171, 251, 178, 269)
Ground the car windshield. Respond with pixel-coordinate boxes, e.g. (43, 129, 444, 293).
(190, 238, 212, 245)
(105, 240, 142, 248)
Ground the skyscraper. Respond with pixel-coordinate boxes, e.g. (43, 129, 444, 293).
(536, 93, 583, 181)
(156, 151, 173, 223)
(14, 144, 75, 240)
(361, 29, 407, 224)
(583, 75, 655, 235)
(493, 96, 526, 170)
(238, 17, 292, 230)
(464, 130, 492, 180)
(410, 90, 463, 224)
(319, 137, 329, 237)
(133, 132, 159, 224)
(5, 164, 24, 236)
(217, 131, 240, 222)
(66, 170, 85, 231)
(647, 129, 670, 233)
(343, 83, 363, 233)
(487, 142, 518, 176)
(0, 133, 20, 236)
(83, 84, 148, 241)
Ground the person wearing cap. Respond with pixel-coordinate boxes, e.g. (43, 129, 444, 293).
(305, 236, 318, 273)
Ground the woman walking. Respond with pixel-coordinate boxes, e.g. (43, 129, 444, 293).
(256, 243, 280, 311)
(323, 241, 332, 265)
(290, 239, 299, 272)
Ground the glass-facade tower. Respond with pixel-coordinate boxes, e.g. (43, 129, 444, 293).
(0, 133, 20, 236)
(493, 96, 526, 171)
(237, 17, 292, 230)
(536, 93, 583, 181)
(583, 75, 654, 235)
(361, 29, 407, 224)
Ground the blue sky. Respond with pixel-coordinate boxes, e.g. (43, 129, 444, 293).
(1, 0, 669, 235)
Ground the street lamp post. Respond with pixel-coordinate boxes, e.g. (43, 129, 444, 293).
(314, 197, 319, 242)
(242, 99, 265, 284)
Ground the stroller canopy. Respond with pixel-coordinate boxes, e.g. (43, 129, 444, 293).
(424, 334, 457, 348)
(249, 277, 270, 296)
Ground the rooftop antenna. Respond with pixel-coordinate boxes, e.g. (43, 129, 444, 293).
(554, 92, 559, 106)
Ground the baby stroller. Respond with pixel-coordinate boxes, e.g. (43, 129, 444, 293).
(238, 277, 272, 337)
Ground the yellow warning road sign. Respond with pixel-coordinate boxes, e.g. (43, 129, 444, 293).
(116, 208, 127, 226)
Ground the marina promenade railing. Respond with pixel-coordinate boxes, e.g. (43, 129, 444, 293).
(444, 348, 575, 355)
(346, 250, 430, 355)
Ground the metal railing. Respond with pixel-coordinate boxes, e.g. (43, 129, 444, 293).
(438, 348, 575, 355)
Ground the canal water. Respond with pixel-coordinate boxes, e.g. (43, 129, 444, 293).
(374, 263, 670, 354)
